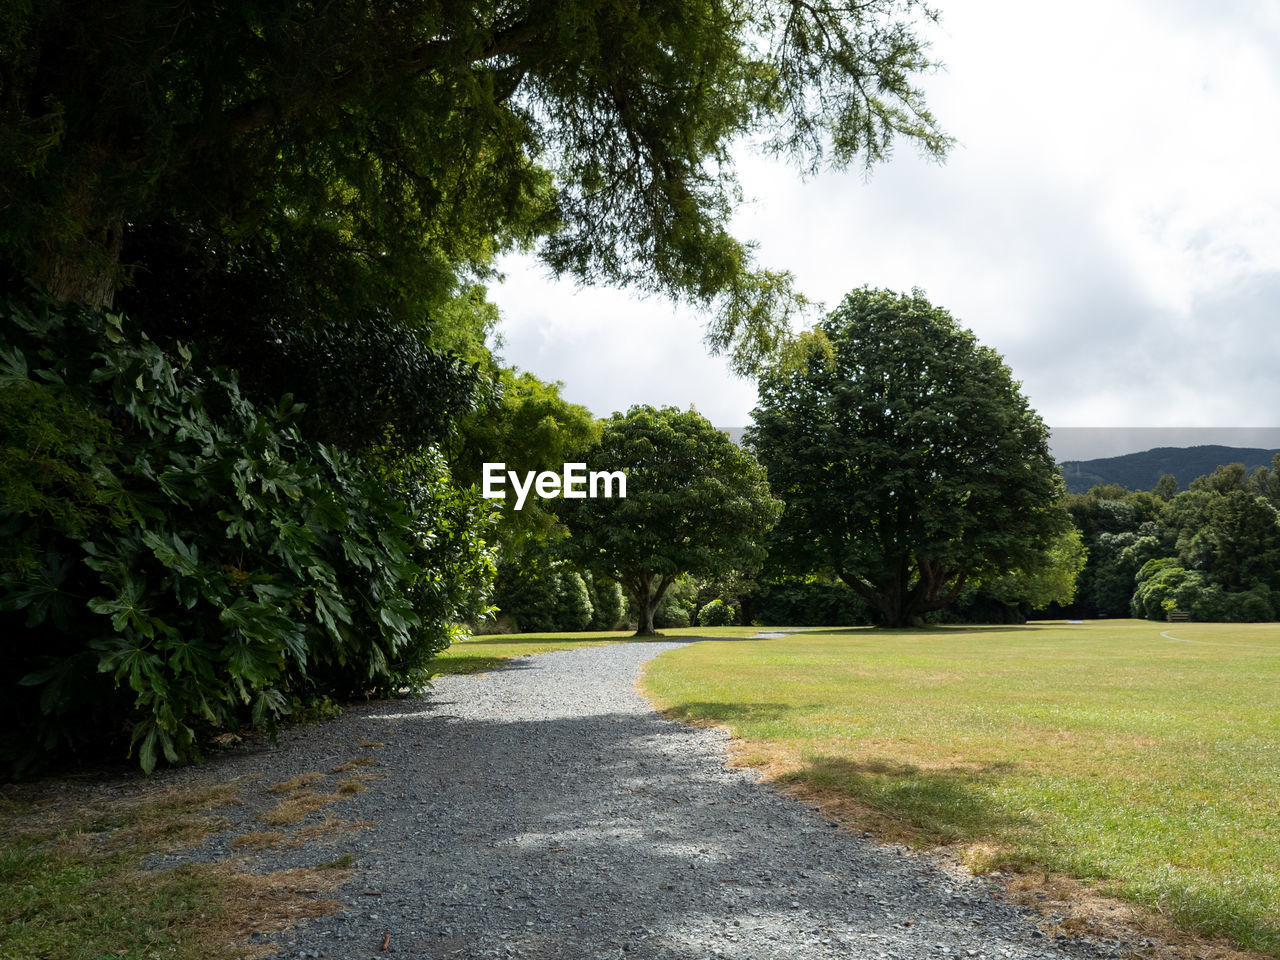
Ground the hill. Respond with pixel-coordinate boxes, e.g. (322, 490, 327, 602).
(1059, 445, 1280, 494)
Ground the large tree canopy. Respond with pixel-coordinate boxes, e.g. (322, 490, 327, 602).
(561, 405, 781, 636)
(749, 288, 1069, 627)
(2, 0, 949, 368)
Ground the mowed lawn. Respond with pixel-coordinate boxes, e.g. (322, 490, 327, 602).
(640, 620, 1280, 955)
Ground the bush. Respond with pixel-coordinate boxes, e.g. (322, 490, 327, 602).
(1130, 558, 1279, 622)
(1187, 583, 1277, 622)
(492, 557, 593, 632)
(743, 576, 870, 626)
(696, 598, 735, 626)
(1130, 560, 1201, 620)
(584, 572, 625, 630)
(0, 296, 494, 776)
(651, 578, 697, 629)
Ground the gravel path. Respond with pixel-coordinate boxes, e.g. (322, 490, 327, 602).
(170, 640, 1130, 960)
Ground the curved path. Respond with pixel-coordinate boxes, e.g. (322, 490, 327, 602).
(196, 641, 1124, 960)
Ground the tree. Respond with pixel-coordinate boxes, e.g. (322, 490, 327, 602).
(2, 0, 949, 369)
(984, 526, 1088, 612)
(1248, 454, 1280, 508)
(750, 288, 1069, 627)
(452, 369, 601, 556)
(1154, 473, 1179, 500)
(1182, 491, 1280, 592)
(561, 406, 781, 636)
(1190, 462, 1249, 495)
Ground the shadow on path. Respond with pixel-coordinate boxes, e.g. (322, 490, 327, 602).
(237, 642, 1113, 960)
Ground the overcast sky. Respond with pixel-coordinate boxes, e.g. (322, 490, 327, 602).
(488, 0, 1280, 447)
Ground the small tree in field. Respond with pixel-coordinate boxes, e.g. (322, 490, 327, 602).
(562, 406, 781, 636)
(749, 288, 1070, 628)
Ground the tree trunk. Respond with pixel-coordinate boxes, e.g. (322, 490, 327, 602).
(31, 191, 124, 310)
(840, 560, 966, 628)
(636, 597, 657, 636)
(629, 572, 670, 637)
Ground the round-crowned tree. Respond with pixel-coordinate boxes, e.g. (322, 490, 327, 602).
(561, 405, 781, 636)
(749, 288, 1070, 628)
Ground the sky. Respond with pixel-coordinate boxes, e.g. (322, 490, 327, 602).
(487, 0, 1280, 451)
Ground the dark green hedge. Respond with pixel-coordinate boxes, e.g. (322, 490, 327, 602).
(1, 296, 494, 776)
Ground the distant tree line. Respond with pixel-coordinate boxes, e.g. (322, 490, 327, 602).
(1057, 460, 1280, 622)
(490, 289, 1080, 633)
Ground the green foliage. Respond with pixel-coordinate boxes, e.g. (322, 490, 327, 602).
(0, 380, 123, 574)
(454, 370, 601, 555)
(115, 222, 488, 457)
(3, 0, 949, 369)
(0, 296, 494, 775)
(1190, 462, 1250, 495)
(1130, 560, 1203, 620)
(491, 554, 594, 633)
(744, 576, 870, 626)
(561, 405, 781, 635)
(1130, 559, 1279, 623)
(983, 526, 1088, 612)
(1187, 584, 1279, 623)
(1063, 478, 1280, 622)
(1082, 530, 1161, 617)
(652, 578, 698, 630)
(1248, 454, 1280, 507)
(1181, 491, 1280, 592)
(750, 288, 1068, 627)
(696, 598, 736, 627)
(583, 572, 625, 631)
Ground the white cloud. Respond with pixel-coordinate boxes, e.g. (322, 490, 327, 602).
(490, 0, 1280, 437)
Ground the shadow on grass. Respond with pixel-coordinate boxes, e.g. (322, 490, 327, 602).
(430, 656, 542, 676)
(782, 754, 1025, 847)
(658, 701, 792, 725)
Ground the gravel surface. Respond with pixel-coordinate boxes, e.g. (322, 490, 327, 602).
(164, 640, 1132, 960)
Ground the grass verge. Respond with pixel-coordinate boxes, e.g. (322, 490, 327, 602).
(0, 747, 384, 959)
(640, 620, 1280, 958)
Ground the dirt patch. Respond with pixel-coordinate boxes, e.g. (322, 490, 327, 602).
(330, 755, 378, 774)
(183, 862, 351, 960)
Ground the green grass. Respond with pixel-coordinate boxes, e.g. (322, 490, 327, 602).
(640, 620, 1280, 956)
(432, 624, 762, 674)
(0, 762, 369, 959)
(0, 785, 246, 960)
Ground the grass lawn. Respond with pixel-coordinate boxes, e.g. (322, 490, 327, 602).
(431, 624, 764, 674)
(640, 620, 1280, 955)
(0, 748, 381, 959)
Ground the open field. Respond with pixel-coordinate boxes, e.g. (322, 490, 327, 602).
(432, 624, 763, 674)
(640, 620, 1280, 956)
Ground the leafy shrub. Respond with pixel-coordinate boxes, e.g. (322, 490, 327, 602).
(1187, 583, 1277, 622)
(696, 598, 735, 626)
(492, 557, 593, 632)
(0, 295, 494, 775)
(743, 576, 870, 626)
(651, 578, 697, 629)
(1130, 560, 1202, 620)
(584, 572, 625, 630)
